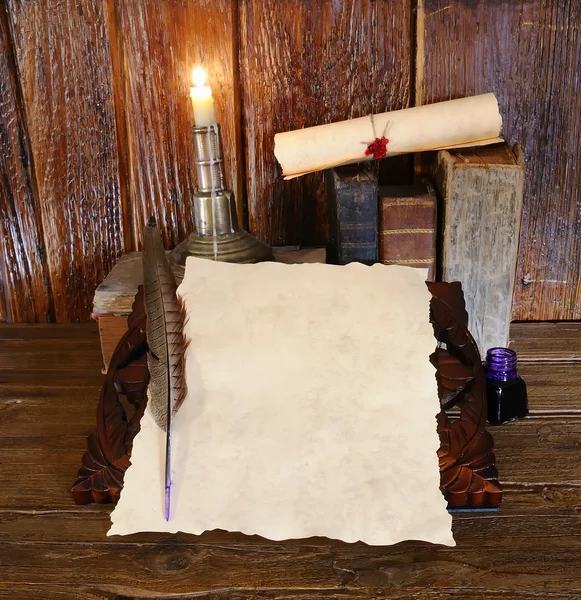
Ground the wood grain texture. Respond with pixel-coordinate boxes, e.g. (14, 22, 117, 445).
(0, 589, 576, 600)
(493, 417, 581, 486)
(0, 338, 101, 372)
(437, 145, 524, 357)
(0, 326, 577, 503)
(0, 4, 53, 323)
(0, 263, 8, 322)
(5, 0, 124, 322)
(4, 417, 579, 511)
(1, 519, 581, 594)
(96, 314, 127, 372)
(417, 0, 581, 321)
(0, 389, 101, 438)
(115, 0, 243, 250)
(510, 322, 581, 362)
(0, 322, 99, 340)
(92, 252, 142, 314)
(3, 496, 581, 541)
(0, 588, 577, 600)
(519, 362, 581, 413)
(1, 323, 581, 597)
(239, 0, 412, 246)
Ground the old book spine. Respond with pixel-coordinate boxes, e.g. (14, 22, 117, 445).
(437, 144, 525, 357)
(325, 165, 378, 265)
(378, 181, 437, 280)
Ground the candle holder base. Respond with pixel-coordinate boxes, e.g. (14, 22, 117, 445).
(168, 229, 273, 282)
(167, 123, 273, 281)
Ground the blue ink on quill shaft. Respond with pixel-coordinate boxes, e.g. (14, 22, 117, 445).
(165, 484, 171, 522)
(164, 419, 172, 521)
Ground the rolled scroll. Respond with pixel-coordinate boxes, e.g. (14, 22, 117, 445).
(274, 93, 503, 179)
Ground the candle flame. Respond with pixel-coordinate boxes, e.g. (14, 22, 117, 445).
(192, 67, 207, 87)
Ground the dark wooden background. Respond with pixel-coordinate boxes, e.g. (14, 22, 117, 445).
(1, 0, 580, 323)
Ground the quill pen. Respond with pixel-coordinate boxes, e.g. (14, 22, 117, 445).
(142, 218, 188, 521)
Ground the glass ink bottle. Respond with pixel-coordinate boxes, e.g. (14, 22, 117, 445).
(484, 347, 528, 425)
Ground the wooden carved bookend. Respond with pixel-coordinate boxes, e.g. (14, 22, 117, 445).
(73, 281, 501, 509)
(72, 288, 149, 504)
(428, 281, 502, 509)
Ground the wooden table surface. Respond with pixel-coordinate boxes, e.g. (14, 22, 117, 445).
(1, 322, 580, 599)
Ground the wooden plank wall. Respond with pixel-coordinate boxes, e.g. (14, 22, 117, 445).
(0, 3, 53, 322)
(115, 0, 243, 249)
(417, 0, 581, 320)
(0, 0, 580, 321)
(6, 0, 124, 322)
(239, 0, 412, 246)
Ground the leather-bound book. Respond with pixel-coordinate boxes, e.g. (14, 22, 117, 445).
(326, 165, 378, 265)
(378, 181, 437, 280)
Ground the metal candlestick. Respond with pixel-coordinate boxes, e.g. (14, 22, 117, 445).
(168, 124, 273, 281)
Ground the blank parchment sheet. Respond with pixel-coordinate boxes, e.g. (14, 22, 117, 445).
(109, 259, 454, 547)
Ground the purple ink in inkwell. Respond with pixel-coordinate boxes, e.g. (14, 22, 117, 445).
(484, 347, 529, 425)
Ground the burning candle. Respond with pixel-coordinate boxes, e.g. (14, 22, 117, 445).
(190, 67, 216, 126)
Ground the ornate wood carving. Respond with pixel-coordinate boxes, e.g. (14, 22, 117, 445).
(428, 281, 502, 509)
(73, 281, 501, 509)
(72, 288, 148, 504)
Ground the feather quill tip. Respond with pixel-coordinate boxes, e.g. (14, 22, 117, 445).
(165, 485, 171, 521)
